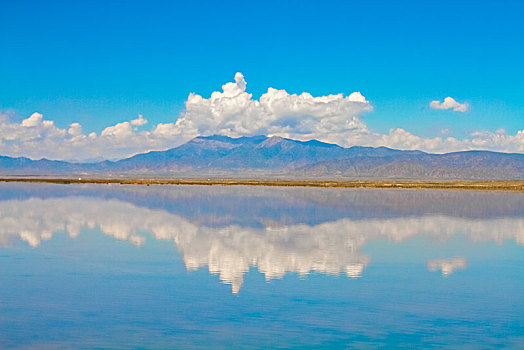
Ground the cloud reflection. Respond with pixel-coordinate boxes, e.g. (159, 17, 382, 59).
(0, 197, 522, 292)
(428, 258, 468, 276)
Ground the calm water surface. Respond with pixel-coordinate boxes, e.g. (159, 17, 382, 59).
(0, 183, 523, 349)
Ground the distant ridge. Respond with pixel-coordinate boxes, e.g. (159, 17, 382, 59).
(1, 135, 523, 179)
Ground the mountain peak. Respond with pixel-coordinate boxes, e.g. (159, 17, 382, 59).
(260, 136, 285, 147)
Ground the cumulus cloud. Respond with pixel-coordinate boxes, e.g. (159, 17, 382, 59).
(163, 72, 373, 143)
(0, 112, 179, 161)
(0, 74, 373, 160)
(0, 74, 522, 160)
(131, 114, 148, 126)
(430, 97, 469, 112)
(367, 127, 524, 153)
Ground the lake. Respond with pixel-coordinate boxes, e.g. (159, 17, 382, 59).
(1, 183, 523, 349)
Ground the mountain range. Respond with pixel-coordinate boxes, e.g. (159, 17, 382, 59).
(1, 135, 523, 179)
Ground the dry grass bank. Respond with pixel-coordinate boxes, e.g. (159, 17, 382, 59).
(1, 177, 523, 191)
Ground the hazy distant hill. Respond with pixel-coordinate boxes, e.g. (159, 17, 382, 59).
(0, 155, 76, 174)
(1, 135, 523, 179)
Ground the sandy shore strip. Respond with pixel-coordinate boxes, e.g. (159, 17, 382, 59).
(1, 177, 523, 191)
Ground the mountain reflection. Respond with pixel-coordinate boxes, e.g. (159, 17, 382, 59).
(1, 194, 522, 293)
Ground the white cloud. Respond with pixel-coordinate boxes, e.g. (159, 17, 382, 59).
(21, 112, 44, 127)
(101, 121, 134, 138)
(131, 114, 148, 126)
(0, 74, 522, 160)
(367, 128, 524, 153)
(430, 97, 469, 112)
(168, 72, 373, 143)
(68, 123, 83, 137)
(0, 74, 373, 160)
(0, 112, 180, 161)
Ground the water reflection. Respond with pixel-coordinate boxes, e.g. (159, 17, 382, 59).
(427, 257, 467, 276)
(1, 189, 522, 292)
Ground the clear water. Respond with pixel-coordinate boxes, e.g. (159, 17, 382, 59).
(0, 183, 523, 349)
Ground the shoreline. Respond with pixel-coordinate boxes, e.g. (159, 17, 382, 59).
(1, 177, 523, 191)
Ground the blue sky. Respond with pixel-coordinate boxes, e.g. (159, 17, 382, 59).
(1, 0, 523, 160)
